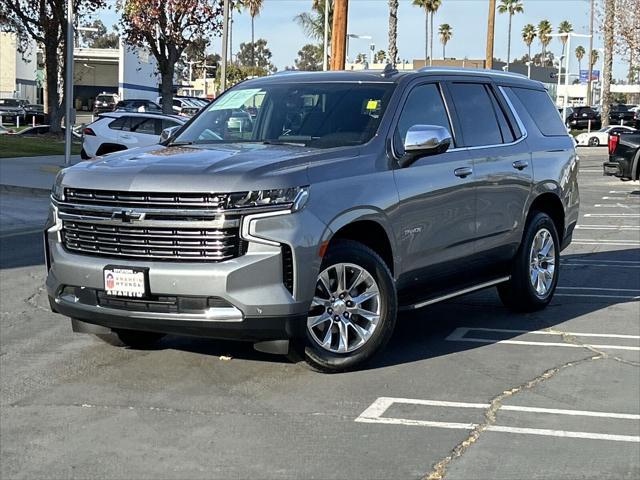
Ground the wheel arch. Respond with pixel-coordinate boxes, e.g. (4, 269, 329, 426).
(322, 211, 396, 277)
(527, 192, 565, 245)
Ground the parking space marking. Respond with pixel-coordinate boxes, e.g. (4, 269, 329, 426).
(562, 259, 640, 269)
(571, 239, 640, 246)
(600, 196, 638, 201)
(594, 204, 633, 209)
(584, 213, 640, 217)
(445, 327, 640, 352)
(356, 397, 640, 443)
(575, 225, 640, 230)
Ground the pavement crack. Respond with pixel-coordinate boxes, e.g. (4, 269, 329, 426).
(423, 352, 603, 480)
(554, 329, 640, 367)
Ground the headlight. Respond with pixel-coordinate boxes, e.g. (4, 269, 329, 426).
(51, 174, 64, 201)
(227, 187, 309, 210)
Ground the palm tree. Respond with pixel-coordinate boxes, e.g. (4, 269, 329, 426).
(497, 0, 524, 70)
(537, 20, 553, 66)
(426, 0, 442, 66)
(438, 24, 452, 58)
(522, 23, 536, 63)
(557, 20, 573, 59)
(295, 0, 332, 43)
(388, 0, 399, 66)
(244, 0, 263, 67)
(412, 0, 430, 62)
(590, 49, 599, 69)
(575, 45, 585, 73)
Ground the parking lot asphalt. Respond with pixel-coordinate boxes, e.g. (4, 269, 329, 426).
(1, 147, 638, 479)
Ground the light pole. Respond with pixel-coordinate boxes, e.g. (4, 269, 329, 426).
(220, 0, 230, 92)
(323, 0, 329, 70)
(549, 32, 591, 125)
(555, 55, 565, 105)
(346, 34, 372, 63)
(64, 0, 74, 166)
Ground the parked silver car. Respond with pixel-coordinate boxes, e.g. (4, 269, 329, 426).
(45, 68, 579, 372)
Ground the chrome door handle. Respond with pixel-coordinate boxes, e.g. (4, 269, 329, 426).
(454, 167, 473, 178)
(512, 160, 529, 170)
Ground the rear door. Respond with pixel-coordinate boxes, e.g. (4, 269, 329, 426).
(120, 116, 158, 148)
(391, 81, 476, 297)
(447, 81, 532, 276)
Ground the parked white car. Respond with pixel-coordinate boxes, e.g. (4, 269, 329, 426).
(81, 112, 186, 159)
(574, 125, 638, 147)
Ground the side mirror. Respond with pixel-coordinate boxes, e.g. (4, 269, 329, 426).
(399, 125, 452, 167)
(160, 125, 181, 144)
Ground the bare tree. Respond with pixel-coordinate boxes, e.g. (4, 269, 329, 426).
(601, 0, 615, 126)
(388, 0, 399, 66)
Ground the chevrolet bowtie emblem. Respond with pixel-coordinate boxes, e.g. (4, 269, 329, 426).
(112, 210, 145, 223)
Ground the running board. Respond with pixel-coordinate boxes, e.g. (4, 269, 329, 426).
(399, 276, 511, 311)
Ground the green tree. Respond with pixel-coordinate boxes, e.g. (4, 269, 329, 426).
(413, 0, 442, 65)
(354, 52, 367, 64)
(412, 0, 429, 61)
(80, 19, 119, 49)
(374, 49, 387, 63)
(575, 45, 585, 73)
(119, 0, 223, 114)
(244, 0, 263, 67)
(438, 23, 452, 59)
(294, 0, 332, 44)
(388, 0, 399, 66)
(497, 0, 524, 69)
(1, 0, 105, 133)
(294, 43, 323, 71)
(537, 19, 553, 66)
(522, 23, 537, 65)
(236, 38, 275, 73)
(590, 49, 599, 69)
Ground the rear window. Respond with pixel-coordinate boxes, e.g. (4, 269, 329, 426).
(97, 95, 115, 102)
(508, 87, 567, 137)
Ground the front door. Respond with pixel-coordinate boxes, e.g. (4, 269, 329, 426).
(390, 82, 477, 299)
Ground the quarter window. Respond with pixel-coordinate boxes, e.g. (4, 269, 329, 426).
(395, 83, 452, 154)
(108, 117, 129, 131)
(508, 87, 567, 137)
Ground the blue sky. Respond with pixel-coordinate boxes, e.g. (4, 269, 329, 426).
(97, 0, 628, 79)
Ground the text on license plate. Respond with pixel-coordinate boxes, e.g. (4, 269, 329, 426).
(104, 267, 146, 298)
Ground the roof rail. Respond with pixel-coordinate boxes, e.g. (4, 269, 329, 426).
(417, 66, 529, 79)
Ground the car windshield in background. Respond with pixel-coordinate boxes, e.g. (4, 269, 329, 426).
(175, 82, 394, 149)
(0, 99, 20, 107)
(611, 105, 630, 112)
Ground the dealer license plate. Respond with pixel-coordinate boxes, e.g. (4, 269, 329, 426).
(103, 266, 147, 298)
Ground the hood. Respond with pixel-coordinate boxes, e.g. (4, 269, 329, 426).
(59, 142, 351, 193)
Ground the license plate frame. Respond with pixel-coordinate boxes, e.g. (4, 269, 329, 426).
(103, 265, 149, 298)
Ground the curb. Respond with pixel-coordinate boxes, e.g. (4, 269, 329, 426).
(0, 184, 51, 196)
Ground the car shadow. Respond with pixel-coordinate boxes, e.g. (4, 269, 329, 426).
(156, 247, 640, 371)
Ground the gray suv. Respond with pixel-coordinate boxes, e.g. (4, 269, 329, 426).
(45, 68, 579, 372)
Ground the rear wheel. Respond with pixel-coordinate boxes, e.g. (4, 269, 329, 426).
(498, 212, 560, 312)
(298, 240, 397, 373)
(588, 136, 600, 147)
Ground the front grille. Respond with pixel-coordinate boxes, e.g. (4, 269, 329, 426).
(64, 188, 228, 209)
(62, 220, 241, 261)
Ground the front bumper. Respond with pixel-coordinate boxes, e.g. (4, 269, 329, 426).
(45, 204, 327, 340)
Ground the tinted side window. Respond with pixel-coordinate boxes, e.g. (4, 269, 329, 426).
(130, 118, 156, 135)
(395, 83, 452, 151)
(449, 83, 502, 147)
(161, 119, 179, 130)
(488, 89, 515, 143)
(108, 117, 128, 130)
(510, 87, 567, 136)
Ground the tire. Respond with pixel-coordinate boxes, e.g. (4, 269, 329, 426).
(588, 137, 599, 147)
(108, 329, 166, 349)
(498, 212, 560, 312)
(80, 148, 89, 160)
(297, 239, 397, 373)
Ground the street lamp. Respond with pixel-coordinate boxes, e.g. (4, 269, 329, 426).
(346, 34, 372, 63)
(548, 32, 592, 126)
(64, 0, 74, 166)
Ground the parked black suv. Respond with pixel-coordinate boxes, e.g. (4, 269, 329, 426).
(46, 68, 579, 372)
(608, 104, 636, 127)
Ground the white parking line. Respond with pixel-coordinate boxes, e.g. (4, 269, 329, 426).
(355, 397, 640, 443)
(584, 213, 640, 217)
(558, 287, 640, 292)
(445, 327, 640, 351)
(562, 259, 640, 268)
(601, 196, 636, 201)
(571, 240, 640, 246)
(594, 204, 632, 209)
(575, 225, 640, 230)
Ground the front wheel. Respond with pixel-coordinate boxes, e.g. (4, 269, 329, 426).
(298, 240, 397, 373)
(498, 212, 560, 312)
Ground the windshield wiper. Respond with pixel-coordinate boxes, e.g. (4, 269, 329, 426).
(262, 140, 307, 146)
(167, 140, 193, 146)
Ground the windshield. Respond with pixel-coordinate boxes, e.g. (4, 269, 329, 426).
(0, 99, 20, 107)
(174, 82, 394, 149)
(611, 105, 629, 112)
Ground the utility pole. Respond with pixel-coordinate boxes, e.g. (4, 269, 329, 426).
(586, 0, 595, 105)
(330, 0, 348, 70)
(64, 0, 74, 166)
(323, 0, 330, 70)
(220, 0, 230, 92)
(485, 0, 496, 69)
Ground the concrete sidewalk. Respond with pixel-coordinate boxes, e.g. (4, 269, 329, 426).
(0, 155, 81, 193)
